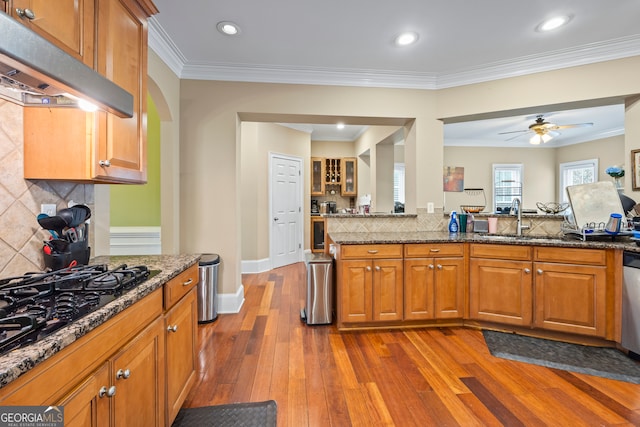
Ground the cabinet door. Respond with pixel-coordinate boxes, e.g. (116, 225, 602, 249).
(311, 157, 325, 195)
(95, 0, 147, 182)
(310, 217, 325, 253)
(58, 362, 110, 427)
(469, 258, 533, 326)
(373, 259, 403, 322)
(404, 258, 435, 320)
(12, 0, 94, 66)
(341, 157, 357, 196)
(534, 262, 607, 337)
(112, 316, 165, 427)
(165, 290, 197, 426)
(340, 260, 373, 323)
(434, 257, 465, 319)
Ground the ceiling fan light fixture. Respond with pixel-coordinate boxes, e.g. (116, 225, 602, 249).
(537, 15, 571, 32)
(394, 32, 419, 46)
(217, 21, 241, 36)
(530, 133, 553, 145)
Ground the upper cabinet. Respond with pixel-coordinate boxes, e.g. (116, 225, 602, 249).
(10, 0, 95, 66)
(22, 0, 158, 183)
(310, 157, 357, 196)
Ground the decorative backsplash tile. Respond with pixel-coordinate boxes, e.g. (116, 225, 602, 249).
(0, 100, 94, 276)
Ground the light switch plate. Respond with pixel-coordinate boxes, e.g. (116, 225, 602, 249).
(41, 204, 56, 216)
(427, 202, 434, 213)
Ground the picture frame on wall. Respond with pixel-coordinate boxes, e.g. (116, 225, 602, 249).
(632, 149, 640, 190)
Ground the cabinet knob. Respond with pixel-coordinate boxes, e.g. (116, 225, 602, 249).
(437, 264, 443, 270)
(375, 266, 381, 271)
(116, 368, 131, 380)
(537, 269, 543, 275)
(99, 160, 111, 167)
(167, 324, 178, 333)
(428, 264, 434, 269)
(99, 385, 116, 398)
(16, 8, 35, 20)
(524, 268, 531, 274)
(366, 266, 371, 272)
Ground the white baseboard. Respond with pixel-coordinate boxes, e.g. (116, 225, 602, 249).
(110, 226, 161, 255)
(217, 284, 245, 314)
(241, 258, 271, 274)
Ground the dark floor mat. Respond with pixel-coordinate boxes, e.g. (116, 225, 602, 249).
(172, 400, 277, 427)
(482, 330, 640, 384)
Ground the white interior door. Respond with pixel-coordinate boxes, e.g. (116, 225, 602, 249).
(270, 154, 302, 268)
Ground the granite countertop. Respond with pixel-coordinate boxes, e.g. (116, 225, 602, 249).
(321, 212, 417, 218)
(328, 231, 640, 252)
(0, 254, 201, 389)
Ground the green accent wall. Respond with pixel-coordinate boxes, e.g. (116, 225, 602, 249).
(110, 94, 161, 226)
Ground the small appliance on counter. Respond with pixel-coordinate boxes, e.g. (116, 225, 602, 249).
(327, 201, 337, 214)
(311, 199, 319, 214)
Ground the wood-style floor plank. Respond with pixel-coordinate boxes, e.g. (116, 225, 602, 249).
(182, 262, 640, 426)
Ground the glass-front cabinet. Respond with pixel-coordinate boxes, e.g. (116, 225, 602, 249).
(311, 157, 325, 196)
(341, 157, 357, 196)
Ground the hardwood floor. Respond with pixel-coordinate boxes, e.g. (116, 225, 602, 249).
(182, 262, 640, 426)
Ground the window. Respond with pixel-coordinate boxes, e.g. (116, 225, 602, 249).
(493, 164, 522, 212)
(559, 159, 598, 203)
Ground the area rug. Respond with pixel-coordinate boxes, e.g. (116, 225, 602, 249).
(172, 400, 277, 427)
(482, 330, 640, 384)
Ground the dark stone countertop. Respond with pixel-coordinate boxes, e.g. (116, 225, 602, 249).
(321, 213, 417, 218)
(328, 231, 640, 252)
(0, 254, 201, 389)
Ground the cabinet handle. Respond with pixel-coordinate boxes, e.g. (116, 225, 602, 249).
(367, 250, 379, 254)
(16, 8, 35, 20)
(99, 160, 111, 167)
(375, 266, 381, 271)
(428, 264, 434, 269)
(167, 324, 178, 333)
(366, 266, 371, 271)
(437, 264, 443, 270)
(99, 385, 116, 398)
(429, 248, 440, 252)
(537, 269, 543, 275)
(524, 268, 531, 274)
(183, 278, 194, 286)
(116, 368, 131, 380)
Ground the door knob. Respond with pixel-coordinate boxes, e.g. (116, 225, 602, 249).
(273, 217, 279, 222)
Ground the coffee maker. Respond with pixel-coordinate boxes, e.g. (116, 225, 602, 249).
(327, 201, 337, 214)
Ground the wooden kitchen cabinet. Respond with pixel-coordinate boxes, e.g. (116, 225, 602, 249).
(469, 244, 533, 326)
(341, 157, 357, 196)
(311, 157, 325, 196)
(163, 264, 198, 426)
(58, 362, 110, 427)
(533, 247, 607, 337)
(337, 244, 403, 325)
(404, 243, 465, 320)
(10, 0, 95, 66)
(22, 0, 157, 183)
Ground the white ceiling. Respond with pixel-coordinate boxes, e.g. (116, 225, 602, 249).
(149, 0, 638, 143)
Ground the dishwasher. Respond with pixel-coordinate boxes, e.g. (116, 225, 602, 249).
(622, 251, 640, 357)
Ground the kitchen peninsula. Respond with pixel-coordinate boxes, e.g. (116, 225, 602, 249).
(330, 229, 633, 349)
(0, 254, 200, 427)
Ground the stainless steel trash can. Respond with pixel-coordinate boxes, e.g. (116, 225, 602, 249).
(198, 254, 220, 323)
(301, 252, 333, 325)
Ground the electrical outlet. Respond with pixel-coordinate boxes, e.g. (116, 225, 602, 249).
(427, 202, 435, 213)
(41, 204, 56, 216)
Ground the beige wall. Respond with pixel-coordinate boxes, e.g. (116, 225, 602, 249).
(556, 135, 625, 183)
(311, 140, 355, 158)
(164, 56, 640, 300)
(241, 122, 310, 260)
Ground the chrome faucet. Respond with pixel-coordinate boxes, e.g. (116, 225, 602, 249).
(510, 197, 530, 236)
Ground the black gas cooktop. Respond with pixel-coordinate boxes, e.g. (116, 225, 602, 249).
(0, 264, 155, 356)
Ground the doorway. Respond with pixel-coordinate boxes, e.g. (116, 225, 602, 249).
(270, 153, 303, 268)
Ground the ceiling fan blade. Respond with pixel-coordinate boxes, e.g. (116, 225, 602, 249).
(553, 122, 594, 130)
(498, 129, 529, 135)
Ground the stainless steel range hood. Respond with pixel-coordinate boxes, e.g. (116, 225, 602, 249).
(0, 12, 133, 118)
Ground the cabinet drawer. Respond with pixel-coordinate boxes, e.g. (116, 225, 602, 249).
(341, 244, 403, 259)
(533, 247, 606, 266)
(164, 264, 199, 310)
(404, 243, 464, 258)
(469, 243, 531, 260)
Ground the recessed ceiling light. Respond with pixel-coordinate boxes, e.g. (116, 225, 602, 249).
(217, 21, 241, 36)
(337, 123, 345, 129)
(394, 32, 418, 46)
(537, 15, 571, 32)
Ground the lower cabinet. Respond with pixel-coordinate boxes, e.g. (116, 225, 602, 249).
(404, 244, 465, 320)
(337, 244, 403, 325)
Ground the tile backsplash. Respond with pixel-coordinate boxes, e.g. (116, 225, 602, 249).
(0, 99, 94, 276)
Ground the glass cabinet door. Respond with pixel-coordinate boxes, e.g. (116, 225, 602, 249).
(311, 157, 325, 195)
(342, 157, 357, 196)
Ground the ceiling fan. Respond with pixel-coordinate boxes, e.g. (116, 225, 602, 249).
(499, 115, 594, 145)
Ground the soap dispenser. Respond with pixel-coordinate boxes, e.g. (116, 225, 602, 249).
(449, 210, 459, 233)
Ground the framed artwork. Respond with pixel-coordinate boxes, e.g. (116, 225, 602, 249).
(443, 166, 464, 192)
(633, 149, 640, 191)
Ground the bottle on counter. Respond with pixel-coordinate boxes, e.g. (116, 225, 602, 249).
(449, 210, 459, 233)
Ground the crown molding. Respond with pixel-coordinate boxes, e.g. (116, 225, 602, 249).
(148, 19, 640, 89)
